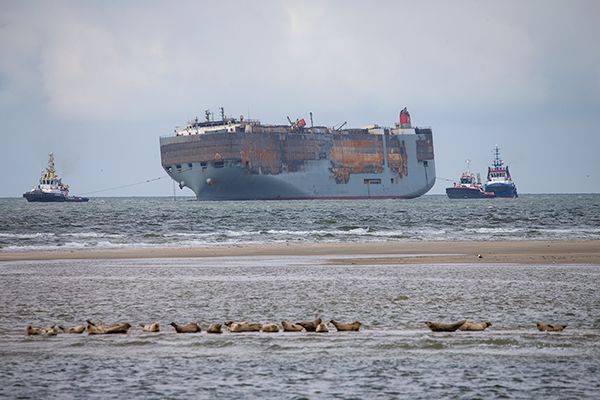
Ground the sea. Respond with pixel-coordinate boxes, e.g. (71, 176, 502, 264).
(1, 194, 599, 251)
(1, 194, 599, 399)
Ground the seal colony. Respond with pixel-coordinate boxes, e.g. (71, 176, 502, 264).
(24, 319, 567, 336)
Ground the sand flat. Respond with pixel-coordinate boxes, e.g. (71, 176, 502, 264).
(1, 240, 599, 264)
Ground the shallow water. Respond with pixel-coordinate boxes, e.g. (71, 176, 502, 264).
(1, 194, 600, 251)
(1, 257, 599, 398)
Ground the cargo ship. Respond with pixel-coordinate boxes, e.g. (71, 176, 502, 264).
(23, 153, 89, 202)
(484, 145, 518, 198)
(446, 161, 495, 199)
(159, 108, 435, 200)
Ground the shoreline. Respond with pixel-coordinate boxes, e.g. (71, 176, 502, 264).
(1, 240, 599, 265)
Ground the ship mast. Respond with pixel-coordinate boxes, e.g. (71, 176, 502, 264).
(493, 145, 502, 168)
(44, 152, 56, 180)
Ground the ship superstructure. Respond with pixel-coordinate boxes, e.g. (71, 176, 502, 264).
(159, 108, 435, 200)
(484, 145, 518, 198)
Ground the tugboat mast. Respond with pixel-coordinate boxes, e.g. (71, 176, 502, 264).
(492, 145, 503, 168)
(44, 152, 56, 180)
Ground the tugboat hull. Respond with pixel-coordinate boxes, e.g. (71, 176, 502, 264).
(484, 183, 518, 198)
(446, 187, 495, 199)
(23, 192, 89, 202)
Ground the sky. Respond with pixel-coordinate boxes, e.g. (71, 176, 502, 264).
(1, 0, 599, 197)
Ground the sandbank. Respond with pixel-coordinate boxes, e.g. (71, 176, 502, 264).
(1, 240, 599, 265)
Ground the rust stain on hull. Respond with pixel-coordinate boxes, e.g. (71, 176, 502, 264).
(161, 130, 432, 181)
(387, 137, 408, 177)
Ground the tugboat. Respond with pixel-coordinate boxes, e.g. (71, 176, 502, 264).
(23, 153, 89, 202)
(446, 160, 495, 199)
(484, 145, 518, 198)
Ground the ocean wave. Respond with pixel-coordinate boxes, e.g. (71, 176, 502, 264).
(0, 232, 56, 239)
(1, 195, 599, 250)
(2, 241, 160, 252)
(62, 232, 125, 238)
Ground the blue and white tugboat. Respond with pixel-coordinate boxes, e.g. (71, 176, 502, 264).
(446, 160, 495, 199)
(484, 145, 518, 198)
(23, 153, 89, 202)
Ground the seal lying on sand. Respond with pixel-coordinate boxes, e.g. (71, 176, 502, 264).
(330, 320, 361, 332)
(241, 322, 262, 332)
(26, 325, 60, 336)
(315, 322, 329, 333)
(59, 325, 86, 334)
(26, 325, 44, 335)
(206, 323, 222, 334)
(43, 326, 61, 336)
(296, 318, 322, 332)
(86, 321, 131, 334)
(169, 322, 200, 333)
(87, 320, 131, 335)
(261, 323, 279, 333)
(140, 323, 160, 332)
(536, 323, 567, 332)
(458, 321, 492, 331)
(282, 320, 305, 332)
(225, 321, 262, 332)
(225, 321, 243, 333)
(424, 320, 466, 332)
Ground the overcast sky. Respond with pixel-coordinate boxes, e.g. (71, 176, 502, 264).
(1, 0, 599, 197)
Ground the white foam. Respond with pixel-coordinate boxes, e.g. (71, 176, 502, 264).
(0, 232, 55, 239)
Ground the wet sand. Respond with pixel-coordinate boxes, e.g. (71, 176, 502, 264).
(1, 240, 599, 265)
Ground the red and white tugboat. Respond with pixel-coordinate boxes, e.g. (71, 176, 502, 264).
(23, 153, 89, 202)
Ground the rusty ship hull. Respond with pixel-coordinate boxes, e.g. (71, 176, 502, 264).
(160, 114, 435, 200)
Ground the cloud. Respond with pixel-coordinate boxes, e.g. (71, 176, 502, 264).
(1, 0, 598, 124)
(1, 0, 599, 196)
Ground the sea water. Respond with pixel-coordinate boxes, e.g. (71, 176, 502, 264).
(1, 194, 599, 251)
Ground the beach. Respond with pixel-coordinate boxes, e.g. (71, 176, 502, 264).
(2, 249, 600, 398)
(2, 239, 599, 265)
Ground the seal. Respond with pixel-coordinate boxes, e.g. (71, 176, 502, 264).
(89, 320, 132, 334)
(296, 318, 322, 332)
(330, 320, 361, 332)
(315, 322, 329, 333)
(42, 325, 61, 336)
(87, 320, 131, 334)
(169, 322, 201, 333)
(225, 320, 262, 332)
(424, 320, 466, 332)
(226, 321, 262, 332)
(225, 321, 243, 333)
(261, 323, 280, 333)
(140, 323, 160, 332)
(282, 320, 305, 332)
(536, 323, 567, 332)
(206, 323, 222, 334)
(26, 325, 44, 335)
(58, 325, 86, 334)
(458, 321, 492, 331)
(26, 325, 59, 336)
(241, 322, 262, 332)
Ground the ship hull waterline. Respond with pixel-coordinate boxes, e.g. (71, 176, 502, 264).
(23, 192, 89, 203)
(446, 187, 495, 199)
(484, 183, 518, 198)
